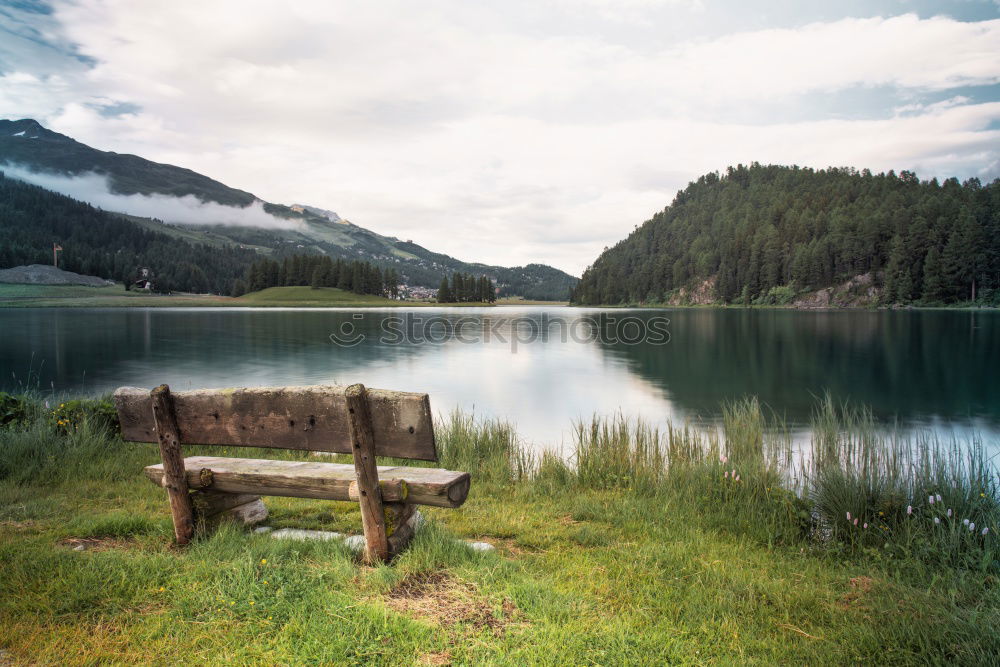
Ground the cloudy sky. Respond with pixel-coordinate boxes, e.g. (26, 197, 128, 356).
(1, 1, 999, 275)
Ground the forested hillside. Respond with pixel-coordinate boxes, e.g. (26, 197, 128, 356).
(571, 164, 1000, 306)
(0, 172, 256, 293)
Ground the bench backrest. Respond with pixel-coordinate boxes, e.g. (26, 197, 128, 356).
(113, 384, 437, 461)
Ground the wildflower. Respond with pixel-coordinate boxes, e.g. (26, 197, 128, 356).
(846, 511, 852, 521)
(230, 601, 235, 606)
(249, 601, 255, 606)
(720, 455, 728, 464)
(969, 523, 975, 532)
(260, 559, 267, 565)
(44, 400, 49, 409)
(936, 494, 942, 503)
(724, 471, 729, 478)
(863, 523, 868, 529)
(981, 493, 986, 498)
(982, 527, 989, 536)
(928, 495, 935, 505)
(934, 517, 940, 524)
(879, 511, 884, 516)
(906, 505, 912, 515)
(158, 587, 164, 592)
(947, 508, 952, 517)
(853, 518, 859, 526)
(963, 518, 970, 526)
(735, 474, 740, 482)
(268, 616, 272, 620)
(263, 580, 268, 585)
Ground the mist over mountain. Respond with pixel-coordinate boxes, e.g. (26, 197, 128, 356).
(0, 118, 577, 299)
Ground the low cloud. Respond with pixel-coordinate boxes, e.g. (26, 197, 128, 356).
(1, 163, 300, 230)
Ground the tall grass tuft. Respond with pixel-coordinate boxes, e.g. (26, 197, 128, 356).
(434, 410, 533, 484)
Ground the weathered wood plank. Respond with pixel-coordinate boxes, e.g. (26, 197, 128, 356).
(346, 383, 389, 564)
(150, 385, 195, 545)
(114, 385, 437, 460)
(144, 457, 471, 509)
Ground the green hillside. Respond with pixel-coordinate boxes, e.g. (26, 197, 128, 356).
(571, 164, 1000, 306)
(235, 286, 402, 306)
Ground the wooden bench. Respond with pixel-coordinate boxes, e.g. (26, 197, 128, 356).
(113, 383, 470, 563)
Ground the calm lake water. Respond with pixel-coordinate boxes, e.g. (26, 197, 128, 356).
(2, 306, 998, 449)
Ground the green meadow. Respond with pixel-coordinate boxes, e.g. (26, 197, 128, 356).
(0, 394, 997, 665)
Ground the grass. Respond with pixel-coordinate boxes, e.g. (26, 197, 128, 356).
(0, 395, 998, 664)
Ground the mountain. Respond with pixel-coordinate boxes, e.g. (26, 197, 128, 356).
(0, 118, 577, 299)
(571, 163, 1000, 306)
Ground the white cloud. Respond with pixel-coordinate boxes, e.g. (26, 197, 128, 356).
(1, 2, 998, 273)
(0, 163, 299, 229)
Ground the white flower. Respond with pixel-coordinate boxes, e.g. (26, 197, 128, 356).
(907, 505, 913, 515)
(982, 527, 989, 536)
(935, 494, 942, 503)
(969, 522, 975, 531)
(934, 517, 941, 524)
(928, 496, 935, 505)
(734, 474, 740, 482)
(947, 509, 953, 517)
(963, 519, 970, 526)
(724, 471, 729, 478)
(853, 518, 859, 526)
(863, 523, 868, 529)
(720, 455, 728, 464)
(846, 512, 852, 521)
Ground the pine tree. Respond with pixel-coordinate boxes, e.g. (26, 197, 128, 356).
(922, 246, 945, 303)
(438, 276, 453, 303)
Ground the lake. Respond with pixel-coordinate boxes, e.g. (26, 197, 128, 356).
(2, 306, 998, 449)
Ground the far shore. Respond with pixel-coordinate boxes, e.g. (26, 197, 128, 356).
(0, 283, 569, 309)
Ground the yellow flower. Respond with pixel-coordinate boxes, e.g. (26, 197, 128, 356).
(249, 601, 255, 606)
(260, 559, 267, 565)
(158, 587, 164, 592)
(230, 601, 235, 606)
(268, 616, 272, 620)
(262, 580, 268, 585)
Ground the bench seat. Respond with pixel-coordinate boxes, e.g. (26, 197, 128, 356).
(144, 456, 470, 509)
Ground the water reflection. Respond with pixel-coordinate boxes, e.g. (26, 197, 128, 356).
(1, 306, 997, 448)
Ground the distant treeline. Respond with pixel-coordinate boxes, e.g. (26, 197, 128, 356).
(0, 172, 256, 294)
(240, 255, 401, 298)
(437, 272, 497, 303)
(571, 164, 1000, 306)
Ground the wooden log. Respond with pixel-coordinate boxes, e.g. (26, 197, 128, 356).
(144, 457, 471, 508)
(383, 502, 415, 538)
(202, 499, 269, 528)
(387, 510, 423, 557)
(150, 384, 195, 545)
(114, 385, 437, 460)
(190, 490, 262, 516)
(346, 383, 388, 564)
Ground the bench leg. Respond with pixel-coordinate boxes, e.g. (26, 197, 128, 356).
(150, 385, 195, 545)
(346, 384, 389, 564)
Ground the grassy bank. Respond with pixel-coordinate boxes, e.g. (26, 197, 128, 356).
(0, 395, 997, 664)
